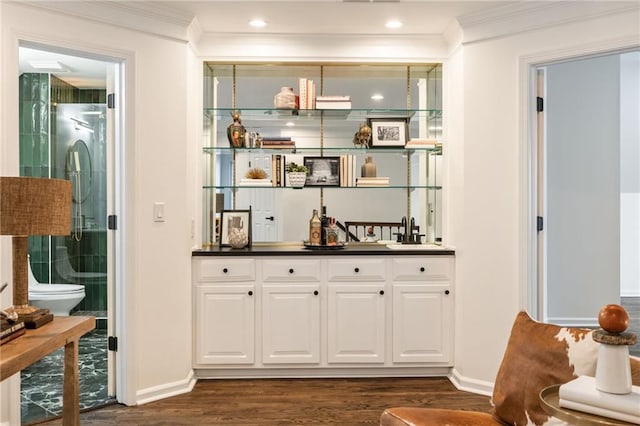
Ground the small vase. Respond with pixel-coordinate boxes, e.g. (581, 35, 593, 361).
(228, 227, 248, 249)
(274, 87, 296, 109)
(288, 172, 306, 188)
(361, 156, 377, 177)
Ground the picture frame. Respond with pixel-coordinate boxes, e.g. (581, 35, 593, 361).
(303, 156, 341, 187)
(220, 209, 252, 247)
(367, 117, 408, 147)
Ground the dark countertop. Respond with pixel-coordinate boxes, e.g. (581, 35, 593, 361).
(193, 243, 455, 257)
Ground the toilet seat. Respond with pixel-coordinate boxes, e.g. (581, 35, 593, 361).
(30, 283, 85, 294)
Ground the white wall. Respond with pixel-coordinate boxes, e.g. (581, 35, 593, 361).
(449, 9, 639, 388)
(620, 51, 640, 297)
(0, 3, 195, 421)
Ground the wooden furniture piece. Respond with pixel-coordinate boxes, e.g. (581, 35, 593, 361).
(539, 385, 636, 426)
(1, 315, 95, 426)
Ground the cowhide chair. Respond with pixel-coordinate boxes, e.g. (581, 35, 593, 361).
(380, 311, 640, 426)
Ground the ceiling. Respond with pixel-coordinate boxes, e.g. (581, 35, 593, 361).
(17, 1, 513, 89)
(164, 1, 508, 36)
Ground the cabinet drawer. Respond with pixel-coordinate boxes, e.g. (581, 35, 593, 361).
(195, 258, 256, 282)
(327, 258, 386, 282)
(262, 259, 321, 282)
(391, 257, 452, 281)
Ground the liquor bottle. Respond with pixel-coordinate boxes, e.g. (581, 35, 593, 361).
(320, 206, 328, 245)
(309, 209, 321, 245)
(326, 217, 338, 245)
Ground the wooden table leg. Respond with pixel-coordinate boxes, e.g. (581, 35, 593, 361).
(62, 338, 80, 426)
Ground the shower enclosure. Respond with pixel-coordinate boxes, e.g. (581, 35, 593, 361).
(18, 71, 112, 423)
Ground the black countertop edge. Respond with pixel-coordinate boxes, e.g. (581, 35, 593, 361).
(192, 244, 455, 256)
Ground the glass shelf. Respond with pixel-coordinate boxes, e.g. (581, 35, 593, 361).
(203, 185, 443, 190)
(203, 146, 442, 154)
(203, 107, 441, 122)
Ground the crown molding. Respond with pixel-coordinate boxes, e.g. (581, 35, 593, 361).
(16, 1, 195, 43)
(457, 1, 640, 44)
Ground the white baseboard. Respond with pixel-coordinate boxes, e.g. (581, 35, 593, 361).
(448, 368, 494, 397)
(136, 370, 197, 405)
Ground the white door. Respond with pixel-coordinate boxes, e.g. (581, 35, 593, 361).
(249, 154, 281, 241)
(392, 283, 452, 363)
(539, 54, 621, 325)
(262, 284, 320, 364)
(327, 284, 386, 363)
(196, 285, 255, 364)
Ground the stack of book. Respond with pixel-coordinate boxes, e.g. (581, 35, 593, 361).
(559, 376, 640, 424)
(239, 178, 272, 186)
(261, 137, 296, 149)
(1, 317, 26, 345)
(298, 78, 316, 110)
(356, 176, 390, 187)
(339, 155, 357, 187)
(315, 95, 351, 110)
(405, 139, 441, 148)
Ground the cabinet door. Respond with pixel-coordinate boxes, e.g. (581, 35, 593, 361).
(392, 283, 452, 364)
(327, 284, 386, 364)
(196, 285, 255, 365)
(262, 284, 320, 364)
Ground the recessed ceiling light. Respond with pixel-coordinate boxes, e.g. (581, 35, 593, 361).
(28, 60, 67, 71)
(371, 94, 384, 101)
(286, 122, 295, 127)
(249, 19, 267, 28)
(385, 20, 403, 29)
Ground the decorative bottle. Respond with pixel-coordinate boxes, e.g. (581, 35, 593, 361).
(309, 209, 322, 245)
(320, 206, 328, 245)
(361, 156, 377, 177)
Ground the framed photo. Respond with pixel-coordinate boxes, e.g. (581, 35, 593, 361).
(368, 118, 408, 147)
(303, 156, 341, 187)
(220, 209, 252, 247)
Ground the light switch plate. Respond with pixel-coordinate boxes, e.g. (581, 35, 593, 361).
(153, 202, 165, 222)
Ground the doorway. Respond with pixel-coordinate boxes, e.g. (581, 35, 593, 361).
(533, 50, 640, 353)
(18, 44, 119, 423)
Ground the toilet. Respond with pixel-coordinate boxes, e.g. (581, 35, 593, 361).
(28, 257, 86, 316)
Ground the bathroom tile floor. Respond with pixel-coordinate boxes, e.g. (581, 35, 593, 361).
(21, 314, 114, 425)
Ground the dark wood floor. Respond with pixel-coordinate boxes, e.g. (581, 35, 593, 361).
(37, 377, 492, 425)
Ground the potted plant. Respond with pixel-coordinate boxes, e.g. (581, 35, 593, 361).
(285, 162, 308, 188)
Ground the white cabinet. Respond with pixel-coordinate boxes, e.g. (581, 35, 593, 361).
(195, 285, 255, 364)
(392, 283, 452, 363)
(391, 257, 453, 364)
(193, 254, 454, 374)
(262, 284, 321, 364)
(194, 258, 256, 365)
(327, 283, 386, 363)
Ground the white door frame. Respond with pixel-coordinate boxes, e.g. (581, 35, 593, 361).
(519, 36, 640, 320)
(13, 36, 137, 407)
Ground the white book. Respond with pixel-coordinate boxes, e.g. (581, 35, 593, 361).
(559, 376, 640, 416)
(298, 78, 307, 110)
(560, 399, 640, 424)
(315, 101, 352, 110)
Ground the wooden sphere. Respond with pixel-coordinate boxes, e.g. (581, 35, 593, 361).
(598, 304, 629, 334)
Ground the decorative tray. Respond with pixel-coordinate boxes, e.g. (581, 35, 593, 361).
(302, 241, 346, 250)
